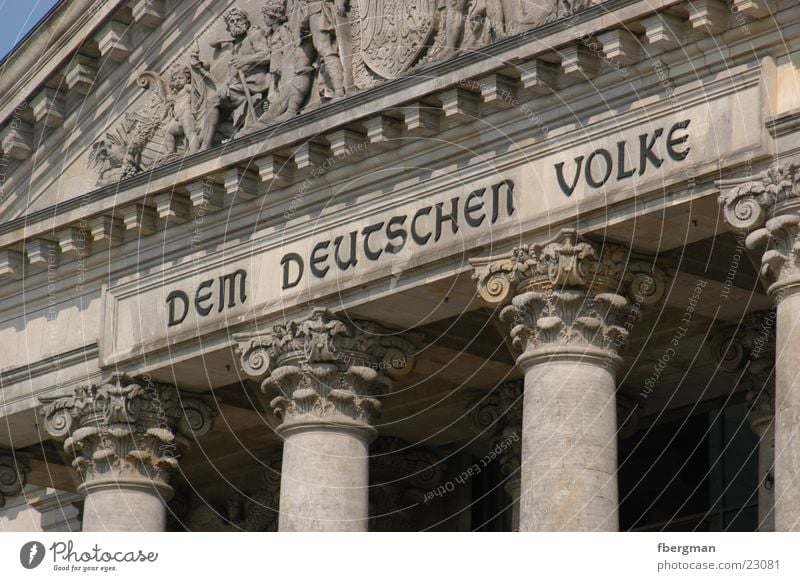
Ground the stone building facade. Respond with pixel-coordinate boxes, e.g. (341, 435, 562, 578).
(0, 0, 797, 531)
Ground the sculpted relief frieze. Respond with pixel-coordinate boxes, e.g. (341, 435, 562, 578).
(88, 0, 602, 185)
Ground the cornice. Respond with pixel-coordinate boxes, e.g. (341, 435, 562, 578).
(0, 0, 128, 124)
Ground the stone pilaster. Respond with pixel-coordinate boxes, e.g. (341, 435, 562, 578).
(709, 311, 776, 531)
(0, 450, 29, 507)
(235, 308, 417, 531)
(39, 373, 215, 532)
(471, 229, 667, 531)
(718, 162, 800, 530)
(468, 380, 523, 530)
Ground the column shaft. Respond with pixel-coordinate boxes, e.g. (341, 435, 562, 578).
(774, 292, 800, 531)
(81, 482, 169, 532)
(279, 426, 370, 532)
(520, 358, 618, 531)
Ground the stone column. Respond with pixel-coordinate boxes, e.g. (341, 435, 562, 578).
(719, 162, 800, 530)
(471, 229, 666, 531)
(235, 308, 416, 532)
(40, 373, 214, 532)
(709, 312, 776, 531)
(468, 380, 523, 530)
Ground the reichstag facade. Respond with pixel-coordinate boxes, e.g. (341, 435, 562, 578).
(0, 0, 797, 532)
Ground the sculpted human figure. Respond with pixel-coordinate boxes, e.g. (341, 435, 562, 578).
(300, 0, 348, 99)
(438, 0, 467, 59)
(195, 7, 270, 149)
(464, 0, 506, 46)
(164, 64, 201, 154)
(259, 0, 314, 123)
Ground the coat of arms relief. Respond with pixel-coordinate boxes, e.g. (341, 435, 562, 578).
(89, 0, 599, 186)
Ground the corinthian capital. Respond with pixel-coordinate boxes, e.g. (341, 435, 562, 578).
(471, 229, 668, 308)
(717, 162, 800, 233)
(0, 451, 29, 507)
(234, 309, 418, 427)
(471, 230, 668, 361)
(39, 373, 214, 486)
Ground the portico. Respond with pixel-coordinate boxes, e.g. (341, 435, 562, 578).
(0, 0, 797, 533)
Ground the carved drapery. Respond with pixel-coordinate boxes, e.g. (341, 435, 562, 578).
(235, 308, 417, 430)
(39, 373, 215, 490)
(88, 1, 609, 184)
(471, 229, 668, 364)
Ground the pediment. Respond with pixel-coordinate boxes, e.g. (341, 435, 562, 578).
(0, 0, 590, 222)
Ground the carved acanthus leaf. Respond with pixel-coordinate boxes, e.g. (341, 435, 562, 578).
(39, 373, 214, 483)
(235, 309, 418, 425)
(717, 162, 800, 232)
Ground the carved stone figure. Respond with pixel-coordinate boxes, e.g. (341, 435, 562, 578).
(86, 0, 603, 184)
(196, 7, 271, 148)
(463, 0, 507, 47)
(258, 0, 315, 124)
(163, 62, 203, 155)
(300, 0, 350, 99)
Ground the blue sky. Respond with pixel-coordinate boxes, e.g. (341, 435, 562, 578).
(0, 0, 61, 61)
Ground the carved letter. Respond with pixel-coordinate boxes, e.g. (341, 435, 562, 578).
(281, 253, 305, 289)
(616, 141, 635, 180)
(465, 189, 486, 227)
(585, 149, 613, 188)
(411, 207, 433, 245)
(385, 216, 408, 254)
(167, 290, 189, 326)
(334, 231, 359, 270)
(310, 242, 331, 278)
(491, 179, 515, 223)
(667, 119, 691, 161)
(555, 157, 584, 197)
(362, 222, 385, 261)
(434, 197, 460, 242)
(218, 269, 247, 311)
(638, 129, 664, 175)
(195, 279, 215, 316)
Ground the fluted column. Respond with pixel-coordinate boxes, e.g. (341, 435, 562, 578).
(40, 373, 214, 532)
(471, 229, 666, 531)
(719, 162, 800, 530)
(709, 312, 776, 531)
(469, 380, 523, 530)
(235, 308, 416, 531)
